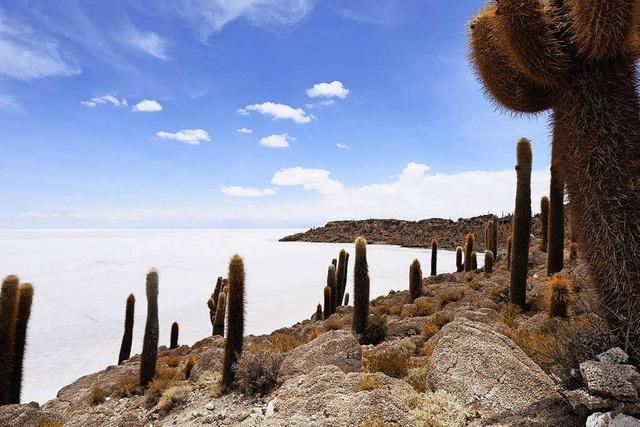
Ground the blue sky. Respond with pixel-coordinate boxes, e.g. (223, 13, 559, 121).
(0, 0, 552, 228)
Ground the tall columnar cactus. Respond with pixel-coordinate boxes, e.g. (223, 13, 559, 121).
(469, 0, 640, 359)
(507, 235, 512, 269)
(455, 246, 464, 273)
(344, 293, 350, 306)
(118, 294, 135, 365)
(464, 234, 474, 272)
(409, 259, 423, 302)
(471, 252, 478, 271)
(315, 303, 323, 321)
(0, 275, 19, 405)
(540, 196, 550, 252)
(547, 148, 565, 276)
(10, 283, 33, 404)
(484, 250, 495, 274)
(327, 264, 338, 314)
(223, 255, 245, 390)
(213, 292, 226, 336)
(323, 286, 332, 319)
(509, 139, 532, 308)
(491, 215, 498, 259)
(336, 250, 347, 306)
(140, 270, 159, 388)
(353, 237, 370, 338)
(430, 239, 438, 277)
(170, 322, 179, 349)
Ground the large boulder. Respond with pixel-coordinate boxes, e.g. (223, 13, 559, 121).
(586, 411, 640, 427)
(278, 330, 362, 383)
(0, 403, 57, 427)
(427, 318, 574, 423)
(580, 361, 640, 402)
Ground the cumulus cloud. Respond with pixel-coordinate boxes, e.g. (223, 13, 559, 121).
(221, 186, 278, 197)
(82, 95, 128, 108)
(123, 24, 169, 60)
(238, 102, 311, 124)
(237, 127, 253, 134)
(132, 99, 163, 112)
(271, 167, 344, 195)
(156, 129, 210, 145)
(306, 81, 350, 99)
(336, 143, 350, 149)
(259, 134, 294, 148)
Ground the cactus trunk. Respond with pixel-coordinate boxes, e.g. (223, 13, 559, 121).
(409, 259, 422, 302)
(118, 294, 135, 365)
(352, 237, 370, 337)
(140, 270, 159, 388)
(223, 255, 245, 390)
(170, 322, 179, 349)
(0, 276, 19, 405)
(213, 292, 226, 336)
(430, 239, 438, 276)
(547, 146, 565, 275)
(10, 283, 33, 404)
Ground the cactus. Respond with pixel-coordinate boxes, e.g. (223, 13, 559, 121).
(547, 150, 565, 276)
(222, 255, 245, 390)
(491, 215, 498, 259)
(118, 293, 135, 365)
(484, 250, 494, 274)
(212, 277, 223, 308)
(409, 259, 423, 302)
(213, 292, 226, 336)
(0, 276, 19, 405)
(332, 258, 337, 268)
(353, 237, 370, 338)
(507, 235, 512, 269)
(469, 0, 640, 359)
(327, 264, 338, 315)
(545, 275, 574, 318)
(471, 252, 478, 271)
(140, 270, 159, 388)
(323, 286, 332, 319)
(509, 139, 532, 308)
(10, 283, 33, 404)
(314, 303, 323, 321)
(336, 250, 347, 306)
(464, 234, 474, 272)
(344, 292, 350, 306)
(430, 239, 438, 277)
(455, 246, 464, 273)
(540, 196, 549, 252)
(170, 322, 179, 349)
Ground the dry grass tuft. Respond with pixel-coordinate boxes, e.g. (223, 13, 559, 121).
(488, 284, 507, 302)
(498, 303, 522, 329)
(402, 389, 467, 427)
(233, 351, 284, 395)
(166, 354, 180, 367)
(419, 341, 436, 358)
(156, 385, 190, 414)
(146, 366, 182, 406)
(113, 374, 142, 398)
(440, 290, 464, 306)
(38, 419, 63, 427)
(88, 385, 108, 405)
(324, 316, 344, 331)
(364, 348, 410, 379)
(404, 367, 429, 392)
(414, 297, 440, 316)
(196, 371, 222, 397)
(183, 356, 195, 379)
(421, 312, 452, 339)
(358, 374, 383, 391)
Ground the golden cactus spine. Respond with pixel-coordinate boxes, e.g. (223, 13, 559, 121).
(545, 275, 574, 318)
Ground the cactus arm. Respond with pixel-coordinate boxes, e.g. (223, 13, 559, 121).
(470, 7, 553, 113)
(567, 0, 640, 59)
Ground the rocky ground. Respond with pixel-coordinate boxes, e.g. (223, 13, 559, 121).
(1, 236, 639, 427)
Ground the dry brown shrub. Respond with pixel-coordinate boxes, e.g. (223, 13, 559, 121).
(488, 284, 507, 302)
(156, 385, 190, 414)
(419, 341, 436, 358)
(324, 316, 344, 331)
(440, 290, 464, 306)
(358, 374, 383, 391)
(88, 385, 108, 405)
(113, 374, 141, 398)
(146, 366, 181, 406)
(421, 312, 452, 339)
(365, 349, 410, 379)
(233, 351, 284, 395)
(414, 297, 440, 316)
(498, 303, 522, 329)
(388, 305, 402, 316)
(38, 420, 63, 427)
(166, 354, 180, 367)
(404, 367, 428, 392)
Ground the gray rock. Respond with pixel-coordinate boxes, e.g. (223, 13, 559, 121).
(278, 330, 362, 383)
(586, 411, 640, 427)
(565, 389, 613, 418)
(386, 316, 427, 338)
(580, 361, 640, 401)
(597, 348, 630, 364)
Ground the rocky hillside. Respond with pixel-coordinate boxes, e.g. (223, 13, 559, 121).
(1, 237, 638, 427)
(280, 215, 547, 250)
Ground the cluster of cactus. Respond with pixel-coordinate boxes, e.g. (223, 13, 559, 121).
(0, 275, 34, 405)
(140, 270, 159, 388)
(317, 249, 351, 321)
(352, 236, 370, 338)
(430, 239, 438, 277)
(208, 277, 227, 337)
(469, 0, 640, 359)
(222, 255, 246, 390)
(463, 234, 474, 272)
(409, 259, 423, 302)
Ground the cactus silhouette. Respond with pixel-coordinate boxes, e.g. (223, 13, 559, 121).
(464, 234, 474, 272)
(315, 303, 323, 321)
(10, 283, 33, 404)
(353, 237, 370, 338)
(546, 275, 574, 318)
(507, 235, 512, 269)
(336, 250, 347, 306)
(540, 196, 549, 252)
(327, 264, 338, 314)
(213, 292, 226, 336)
(456, 246, 464, 273)
(547, 144, 565, 276)
(118, 293, 135, 365)
(344, 292, 350, 306)
(509, 139, 532, 308)
(0, 275, 19, 405)
(469, 0, 640, 359)
(140, 270, 159, 388)
(409, 259, 422, 302)
(323, 286, 332, 320)
(484, 251, 495, 274)
(170, 322, 179, 349)
(471, 252, 478, 271)
(430, 239, 438, 277)
(223, 255, 245, 390)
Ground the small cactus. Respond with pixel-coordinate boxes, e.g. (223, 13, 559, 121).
(118, 294, 135, 365)
(353, 237, 370, 338)
(545, 275, 574, 318)
(223, 255, 246, 391)
(471, 252, 478, 271)
(540, 196, 549, 252)
(0, 276, 20, 405)
(10, 283, 33, 404)
(344, 292, 350, 306)
(336, 250, 347, 306)
(464, 234, 474, 272)
(212, 277, 223, 308)
(332, 258, 337, 268)
(409, 259, 423, 302)
(327, 264, 338, 315)
(170, 322, 179, 349)
(484, 250, 494, 274)
(140, 270, 159, 389)
(213, 292, 226, 336)
(314, 303, 323, 321)
(455, 246, 464, 273)
(490, 215, 498, 258)
(323, 286, 332, 320)
(430, 239, 438, 277)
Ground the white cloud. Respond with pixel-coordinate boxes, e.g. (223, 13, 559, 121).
(221, 186, 278, 197)
(238, 102, 311, 124)
(156, 129, 210, 145)
(306, 99, 335, 110)
(133, 99, 163, 112)
(0, 13, 80, 80)
(306, 81, 350, 99)
(82, 95, 128, 108)
(179, 0, 317, 38)
(271, 167, 344, 195)
(336, 143, 350, 149)
(259, 134, 294, 148)
(123, 24, 169, 60)
(237, 127, 253, 134)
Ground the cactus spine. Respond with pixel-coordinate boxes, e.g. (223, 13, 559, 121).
(327, 264, 338, 315)
(547, 155, 565, 275)
(213, 292, 226, 336)
(484, 251, 494, 274)
(0, 276, 19, 405)
(455, 246, 463, 273)
(170, 322, 179, 349)
(118, 293, 135, 365)
(509, 139, 532, 308)
(464, 234, 474, 272)
(223, 255, 245, 390)
(10, 283, 32, 404)
(336, 250, 347, 306)
(430, 239, 438, 277)
(353, 237, 370, 338)
(409, 259, 422, 302)
(139, 270, 159, 388)
(540, 196, 549, 252)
